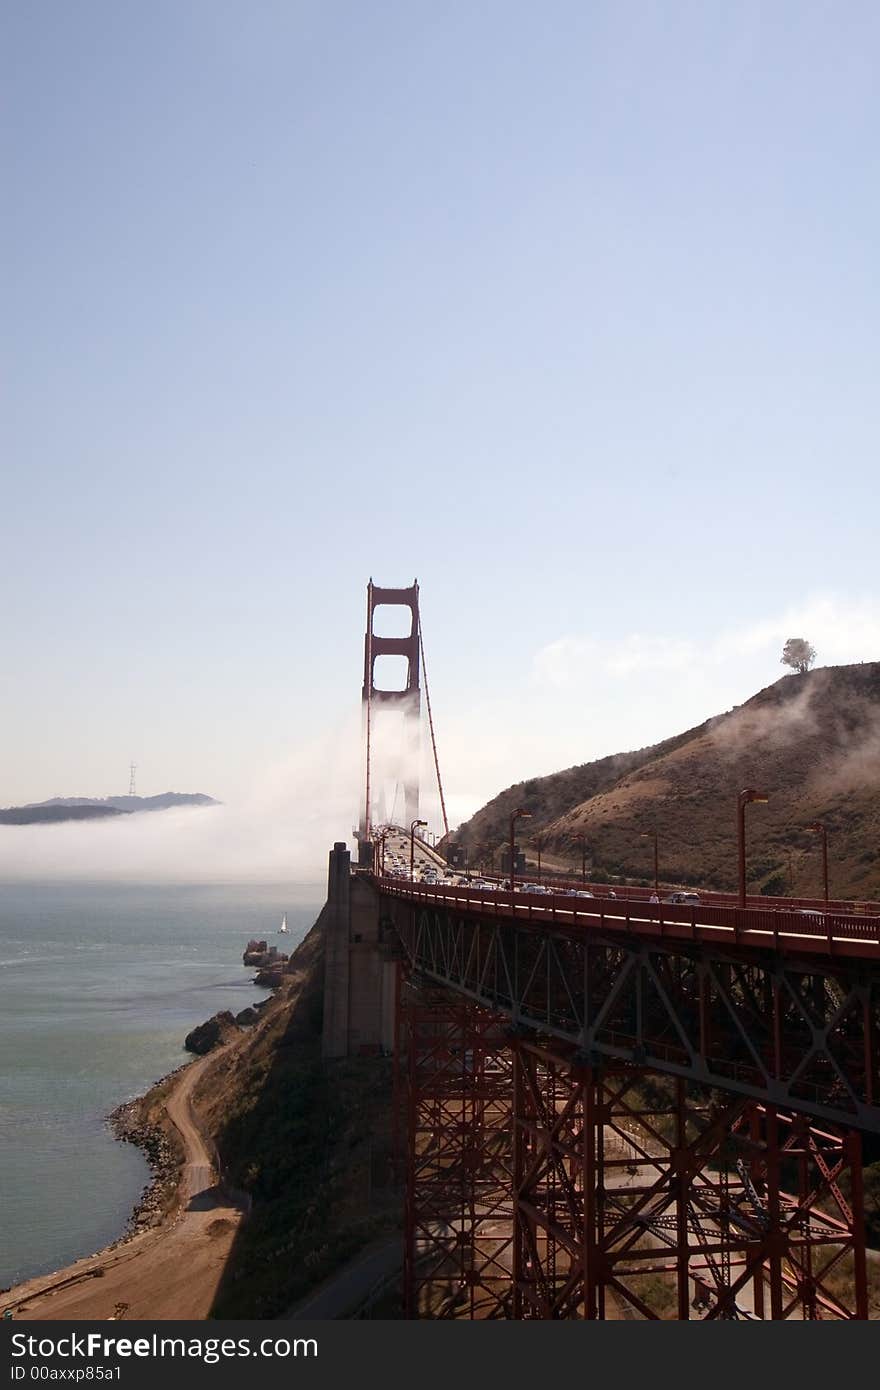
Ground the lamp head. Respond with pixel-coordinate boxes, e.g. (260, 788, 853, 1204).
(740, 788, 768, 805)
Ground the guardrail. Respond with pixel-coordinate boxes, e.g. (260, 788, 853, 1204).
(375, 876, 880, 960)
(436, 871, 880, 918)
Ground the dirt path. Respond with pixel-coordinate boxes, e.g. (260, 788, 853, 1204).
(2, 1048, 244, 1322)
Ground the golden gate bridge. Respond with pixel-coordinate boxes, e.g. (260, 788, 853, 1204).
(331, 580, 880, 1319)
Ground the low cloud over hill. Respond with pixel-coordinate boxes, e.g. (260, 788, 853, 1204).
(446, 663, 880, 901)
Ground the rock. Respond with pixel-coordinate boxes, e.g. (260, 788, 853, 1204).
(235, 1006, 259, 1026)
(184, 1010, 238, 1055)
(253, 964, 285, 988)
(106, 1098, 180, 1240)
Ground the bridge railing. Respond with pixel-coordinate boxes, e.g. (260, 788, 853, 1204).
(445, 869, 880, 918)
(375, 876, 880, 959)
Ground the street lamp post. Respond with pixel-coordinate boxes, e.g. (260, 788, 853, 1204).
(737, 788, 768, 906)
(509, 808, 532, 893)
(806, 822, 829, 903)
(574, 832, 587, 886)
(641, 830, 659, 893)
(410, 818, 427, 881)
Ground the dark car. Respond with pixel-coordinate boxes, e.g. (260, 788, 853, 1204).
(662, 891, 701, 905)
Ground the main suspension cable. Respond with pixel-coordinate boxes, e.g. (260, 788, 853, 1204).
(418, 615, 449, 841)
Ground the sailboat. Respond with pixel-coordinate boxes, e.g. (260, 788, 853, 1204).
(279, 912, 289, 935)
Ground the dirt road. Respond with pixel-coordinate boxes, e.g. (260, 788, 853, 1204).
(3, 1049, 243, 1322)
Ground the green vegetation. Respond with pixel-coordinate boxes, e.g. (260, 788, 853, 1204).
(760, 874, 787, 896)
(210, 1049, 398, 1318)
(198, 927, 400, 1319)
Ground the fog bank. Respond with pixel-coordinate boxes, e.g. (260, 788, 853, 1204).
(0, 719, 361, 883)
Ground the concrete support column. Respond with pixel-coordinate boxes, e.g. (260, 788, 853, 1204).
(322, 841, 351, 1059)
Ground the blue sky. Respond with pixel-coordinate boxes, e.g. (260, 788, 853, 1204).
(2, 2, 878, 871)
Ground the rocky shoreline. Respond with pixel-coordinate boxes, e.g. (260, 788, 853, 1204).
(106, 1068, 187, 1240)
(100, 962, 278, 1247)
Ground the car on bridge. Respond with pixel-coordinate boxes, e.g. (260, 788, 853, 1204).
(662, 891, 701, 905)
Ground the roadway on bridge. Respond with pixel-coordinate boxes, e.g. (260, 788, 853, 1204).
(384, 877, 880, 959)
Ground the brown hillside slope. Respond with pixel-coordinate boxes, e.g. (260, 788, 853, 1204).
(446, 663, 880, 900)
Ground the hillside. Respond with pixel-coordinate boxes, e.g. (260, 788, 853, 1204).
(445, 662, 880, 901)
(27, 793, 218, 813)
(2, 793, 219, 825)
(191, 914, 400, 1318)
(0, 804, 127, 825)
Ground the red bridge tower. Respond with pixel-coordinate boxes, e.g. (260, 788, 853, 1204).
(358, 580, 421, 863)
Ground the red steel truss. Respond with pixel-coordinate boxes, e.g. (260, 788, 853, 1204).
(399, 986, 869, 1319)
(400, 984, 516, 1318)
(386, 889, 880, 1132)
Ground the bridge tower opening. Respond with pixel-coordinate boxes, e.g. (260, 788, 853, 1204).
(358, 579, 421, 865)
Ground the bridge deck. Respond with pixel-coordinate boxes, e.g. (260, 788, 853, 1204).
(376, 876, 880, 961)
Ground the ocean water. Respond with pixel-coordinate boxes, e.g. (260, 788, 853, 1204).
(0, 881, 323, 1289)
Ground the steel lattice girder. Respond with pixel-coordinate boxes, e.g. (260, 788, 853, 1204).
(402, 993, 869, 1320)
(402, 987, 516, 1319)
(394, 903, 880, 1133)
(511, 1047, 867, 1320)
(401, 995, 868, 1319)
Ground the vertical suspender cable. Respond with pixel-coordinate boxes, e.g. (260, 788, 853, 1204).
(364, 581, 374, 844)
(418, 616, 449, 841)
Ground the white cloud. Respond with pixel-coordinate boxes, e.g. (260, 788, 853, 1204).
(429, 592, 880, 827)
(534, 633, 700, 685)
(709, 597, 880, 666)
(534, 593, 879, 689)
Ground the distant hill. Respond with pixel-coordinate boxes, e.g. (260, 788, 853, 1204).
(0, 805, 127, 825)
(444, 663, 880, 902)
(2, 793, 219, 826)
(28, 793, 218, 813)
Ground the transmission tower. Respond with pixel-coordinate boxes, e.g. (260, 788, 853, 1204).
(129, 762, 137, 797)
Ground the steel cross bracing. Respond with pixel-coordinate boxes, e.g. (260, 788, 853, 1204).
(380, 885, 880, 1135)
(401, 989, 517, 1318)
(397, 996, 868, 1319)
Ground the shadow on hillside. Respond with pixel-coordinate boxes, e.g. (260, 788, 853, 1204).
(204, 919, 402, 1319)
(186, 1187, 225, 1212)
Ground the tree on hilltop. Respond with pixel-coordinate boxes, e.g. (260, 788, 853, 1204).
(780, 637, 817, 674)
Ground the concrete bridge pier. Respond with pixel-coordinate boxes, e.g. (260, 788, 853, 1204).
(321, 841, 397, 1059)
